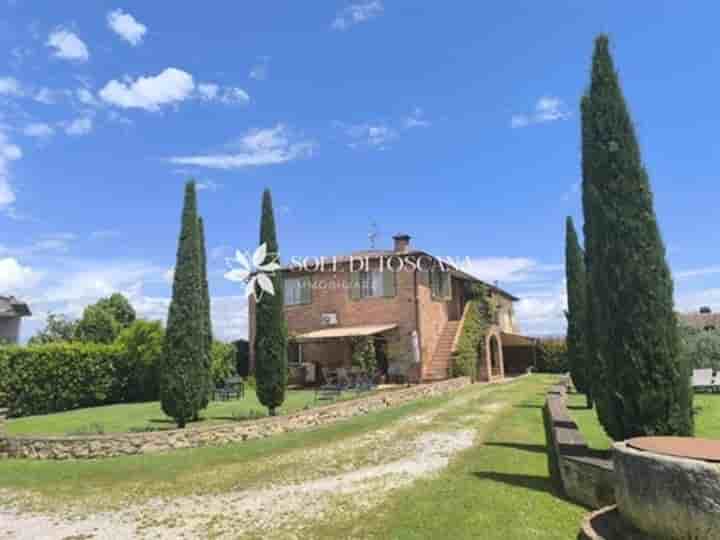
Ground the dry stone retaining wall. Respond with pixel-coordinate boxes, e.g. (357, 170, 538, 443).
(543, 379, 615, 509)
(0, 377, 473, 460)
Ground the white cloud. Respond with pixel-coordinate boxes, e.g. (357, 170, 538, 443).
(511, 96, 570, 128)
(23, 122, 55, 138)
(162, 267, 175, 285)
(197, 180, 221, 192)
(76, 87, 100, 107)
(0, 257, 42, 291)
(197, 83, 250, 104)
(64, 116, 93, 136)
(0, 77, 22, 96)
(514, 284, 568, 336)
(460, 257, 563, 285)
(0, 131, 22, 209)
(403, 107, 430, 129)
(168, 124, 314, 169)
(332, 1, 384, 30)
(249, 57, 270, 81)
(0, 233, 77, 257)
(344, 122, 397, 149)
(46, 28, 89, 62)
(107, 9, 147, 46)
(99, 68, 195, 111)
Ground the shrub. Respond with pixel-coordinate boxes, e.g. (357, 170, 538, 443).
(679, 324, 720, 371)
(535, 339, 569, 374)
(1, 343, 127, 417)
(210, 341, 237, 387)
(114, 320, 165, 402)
(452, 283, 495, 379)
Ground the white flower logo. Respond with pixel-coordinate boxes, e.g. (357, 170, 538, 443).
(224, 243, 281, 301)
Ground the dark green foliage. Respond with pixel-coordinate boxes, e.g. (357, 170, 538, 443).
(160, 181, 209, 427)
(196, 216, 214, 410)
(96, 293, 136, 329)
(0, 343, 125, 417)
(254, 189, 288, 416)
(235, 339, 250, 376)
(28, 313, 78, 344)
(565, 217, 592, 408)
(581, 35, 692, 439)
(452, 283, 495, 379)
(115, 320, 165, 402)
(534, 339, 569, 374)
(75, 304, 121, 344)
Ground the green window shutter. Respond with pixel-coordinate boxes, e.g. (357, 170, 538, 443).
(350, 271, 361, 300)
(300, 276, 312, 304)
(382, 270, 396, 297)
(442, 273, 452, 300)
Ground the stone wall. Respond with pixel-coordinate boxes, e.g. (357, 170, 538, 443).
(614, 441, 720, 539)
(542, 380, 615, 509)
(0, 377, 473, 460)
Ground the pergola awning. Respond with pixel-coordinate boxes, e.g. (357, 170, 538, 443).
(293, 324, 398, 343)
(501, 332, 537, 347)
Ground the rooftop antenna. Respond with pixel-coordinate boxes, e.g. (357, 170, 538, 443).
(368, 221, 379, 249)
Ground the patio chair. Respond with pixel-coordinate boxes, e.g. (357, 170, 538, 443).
(214, 375, 245, 401)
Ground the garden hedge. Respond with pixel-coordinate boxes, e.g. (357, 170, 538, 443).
(0, 343, 149, 418)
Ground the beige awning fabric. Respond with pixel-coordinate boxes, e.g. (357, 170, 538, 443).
(294, 324, 398, 342)
(501, 332, 537, 347)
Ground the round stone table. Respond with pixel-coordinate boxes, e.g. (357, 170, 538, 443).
(613, 437, 720, 539)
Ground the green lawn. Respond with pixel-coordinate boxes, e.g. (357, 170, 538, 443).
(568, 390, 720, 450)
(306, 375, 586, 540)
(6, 389, 327, 436)
(1, 375, 592, 539)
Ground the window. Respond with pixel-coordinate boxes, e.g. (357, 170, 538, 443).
(351, 270, 396, 299)
(284, 276, 311, 306)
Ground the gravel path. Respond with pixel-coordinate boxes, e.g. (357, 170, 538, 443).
(0, 394, 508, 539)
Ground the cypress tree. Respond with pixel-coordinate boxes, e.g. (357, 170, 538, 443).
(564, 216, 592, 409)
(581, 35, 692, 439)
(160, 181, 209, 428)
(254, 188, 288, 416)
(197, 216, 214, 409)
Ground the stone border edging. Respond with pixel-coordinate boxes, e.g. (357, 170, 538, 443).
(0, 376, 495, 460)
(542, 377, 614, 509)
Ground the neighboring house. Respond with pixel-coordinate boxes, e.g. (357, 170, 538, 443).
(249, 234, 535, 383)
(679, 308, 720, 331)
(0, 296, 31, 344)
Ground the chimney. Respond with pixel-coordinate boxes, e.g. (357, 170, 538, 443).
(393, 233, 411, 254)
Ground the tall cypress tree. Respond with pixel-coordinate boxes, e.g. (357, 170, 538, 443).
(254, 189, 287, 416)
(581, 35, 692, 439)
(160, 181, 208, 428)
(565, 216, 592, 409)
(197, 216, 213, 410)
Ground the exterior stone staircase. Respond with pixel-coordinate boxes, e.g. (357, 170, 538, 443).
(425, 320, 462, 381)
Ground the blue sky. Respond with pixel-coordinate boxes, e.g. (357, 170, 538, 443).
(2, 1, 720, 341)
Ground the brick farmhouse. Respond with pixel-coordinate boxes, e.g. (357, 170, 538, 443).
(249, 235, 536, 383)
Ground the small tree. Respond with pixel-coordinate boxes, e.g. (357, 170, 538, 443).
(75, 304, 120, 344)
(581, 35, 692, 439)
(115, 320, 165, 402)
(96, 293, 136, 329)
(160, 181, 209, 427)
(29, 313, 78, 344)
(565, 217, 592, 408)
(254, 189, 288, 416)
(351, 336, 376, 373)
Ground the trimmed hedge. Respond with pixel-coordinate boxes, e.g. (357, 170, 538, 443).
(0, 343, 148, 418)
